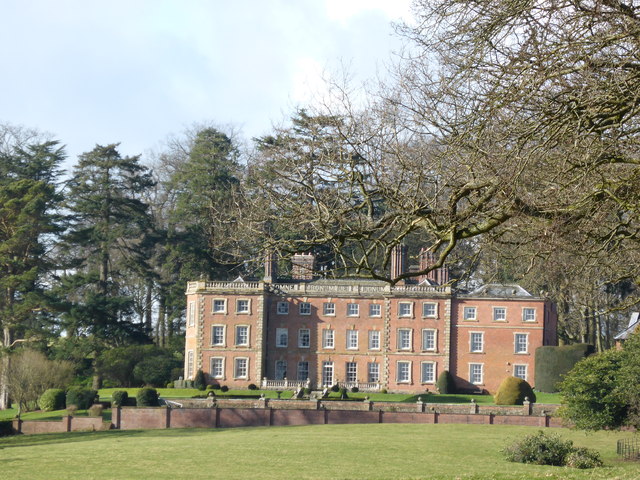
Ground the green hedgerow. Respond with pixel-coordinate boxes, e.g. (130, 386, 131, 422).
(66, 386, 97, 410)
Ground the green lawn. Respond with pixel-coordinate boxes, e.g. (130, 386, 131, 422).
(0, 424, 635, 480)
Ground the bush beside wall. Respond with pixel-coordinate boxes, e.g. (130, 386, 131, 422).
(535, 344, 594, 393)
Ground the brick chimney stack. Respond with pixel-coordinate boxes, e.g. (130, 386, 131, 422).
(390, 244, 408, 283)
(291, 253, 315, 281)
(263, 251, 277, 283)
(418, 248, 450, 285)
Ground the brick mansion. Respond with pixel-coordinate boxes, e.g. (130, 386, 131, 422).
(184, 247, 557, 393)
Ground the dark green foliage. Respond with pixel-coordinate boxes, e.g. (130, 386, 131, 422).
(39, 388, 66, 411)
(350, 386, 359, 393)
(331, 384, 340, 393)
(166, 382, 174, 388)
(558, 345, 629, 430)
(0, 420, 15, 436)
(248, 384, 257, 390)
(210, 384, 221, 390)
(88, 404, 103, 417)
(303, 387, 312, 395)
(136, 387, 159, 407)
(503, 431, 577, 466)
(194, 369, 206, 390)
(134, 355, 179, 387)
(97, 345, 181, 387)
(220, 385, 228, 393)
(111, 390, 128, 406)
(534, 344, 594, 392)
(380, 388, 388, 394)
(339, 387, 348, 399)
(494, 377, 536, 405)
(66, 387, 97, 410)
(436, 370, 455, 394)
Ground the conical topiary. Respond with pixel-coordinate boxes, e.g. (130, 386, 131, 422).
(494, 376, 536, 405)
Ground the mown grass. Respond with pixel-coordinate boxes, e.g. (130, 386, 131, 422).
(0, 424, 636, 480)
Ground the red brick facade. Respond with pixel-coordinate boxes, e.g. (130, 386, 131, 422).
(184, 280, 557, 393)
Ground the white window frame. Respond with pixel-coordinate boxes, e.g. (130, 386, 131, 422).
(323, 302, 335, 316)
(322, 329, 335, 349)
(514, 333, 529, 354)
(493, 307, 507, 322)
(212, 298, 227, 314)
(398, 302, 413, 318)
(188, 301, 196, 327)
(469, 363, 484, 385)
(397, 361, 412, 383)
(422, 329, 437, 351)
(522, 308, 536, 322)
(422, 302, 438, 318)
(421, 361, 436, 384)
(369, 303, 381, 317)
(235, 325, 250, 346)
(347, 303, 360, 317)
(211, 325, 226, 346)
(210, 357, 225, 379)
(368, 330, 380, 350)
(346, 329, 358, 350)
(514, 364, 528, 381)
(322, 361, 334, 386)
(236, 299, 250, 314)
(346, 362, 358, 382)
(299, 302, 311, 315)
(298, 328, 311, 348)
(186, 350, 194, 379)
(234, 357, 249, 379)
(368, 362, 380, 383)
(275, 360, 287, 380)
(276, 301, 289, 315)
(470, 332, 484, 353)
(297, 361, 309, 381)
(397, 328, 412, 350)
(463, 306, 477, 321)
(275, 328, 288, 348)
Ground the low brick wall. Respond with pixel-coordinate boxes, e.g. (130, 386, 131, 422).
(11, 401, 564, 434)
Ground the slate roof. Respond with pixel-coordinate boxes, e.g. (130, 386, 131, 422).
(615, 312, 640, 341)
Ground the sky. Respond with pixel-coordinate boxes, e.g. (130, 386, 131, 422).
(1, 0, 413, 169)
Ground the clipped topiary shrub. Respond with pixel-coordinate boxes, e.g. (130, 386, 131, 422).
(39, 388, 66, 411)
(350, 386, 359, 393)
(194, 369, 206, 391)
(331, 384, 340, 393)
(111, 390, 128, 407)
(166, 382, 174, 388)
(0, 420, 15, 436)
(248, 383, 257, 390)
(88, 404, 103, 417)
(339, 387, 348, 399)
(220, 385, 229, 393)
(210, 383, 221, 390)
(535, 344, 595, 392)
(380, 388, 388, 394)
(436, 370, 456, 394)
(303, 387, 312, 395)
(494, 376, 536, 405)
(66, 387, 98, 410)
(136, 387, 159, 407)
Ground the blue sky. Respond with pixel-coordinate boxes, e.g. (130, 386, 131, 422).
(2, 1, 411, 166)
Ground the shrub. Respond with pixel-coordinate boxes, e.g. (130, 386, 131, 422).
(380, 388, 388, 394)
(436, 370, 456, 394)
(194, 369, 206, 390)
(39, 388, 66, 411)
(248, 383, 258, 390)
(66, 405, 78, 416)
(350, 386, 359, 393)
(0, 420, 15, 437)
(166, 382, 174, 388)
(88, 404, 103, 417)
(565, 448, 603, 469)
(66, 386, 98, 410)
(535, 344, 594, 392)
(111, 390, 128, 407)
(303, 387, 312, 395)
(503, 431, 574, 466)
(494, 376, 536, 405)
(136, 387, 159, 407)
(210, 384, 221, 390)
(220, 385, 229, 393)
(331, 384, 340, 393)
(339, 387, 348, 399)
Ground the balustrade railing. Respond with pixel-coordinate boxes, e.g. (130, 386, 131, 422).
(261, 378, 311, 390)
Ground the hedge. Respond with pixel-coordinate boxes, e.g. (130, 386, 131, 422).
(534, 344, 595, 392)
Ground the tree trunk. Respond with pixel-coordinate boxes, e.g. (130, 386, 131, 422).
(144, 281, 153, 333)
(0, 327, 13, 409)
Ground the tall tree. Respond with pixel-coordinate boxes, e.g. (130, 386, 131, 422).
(61, 144, 155, 387)
(0, 130, 65, 409)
